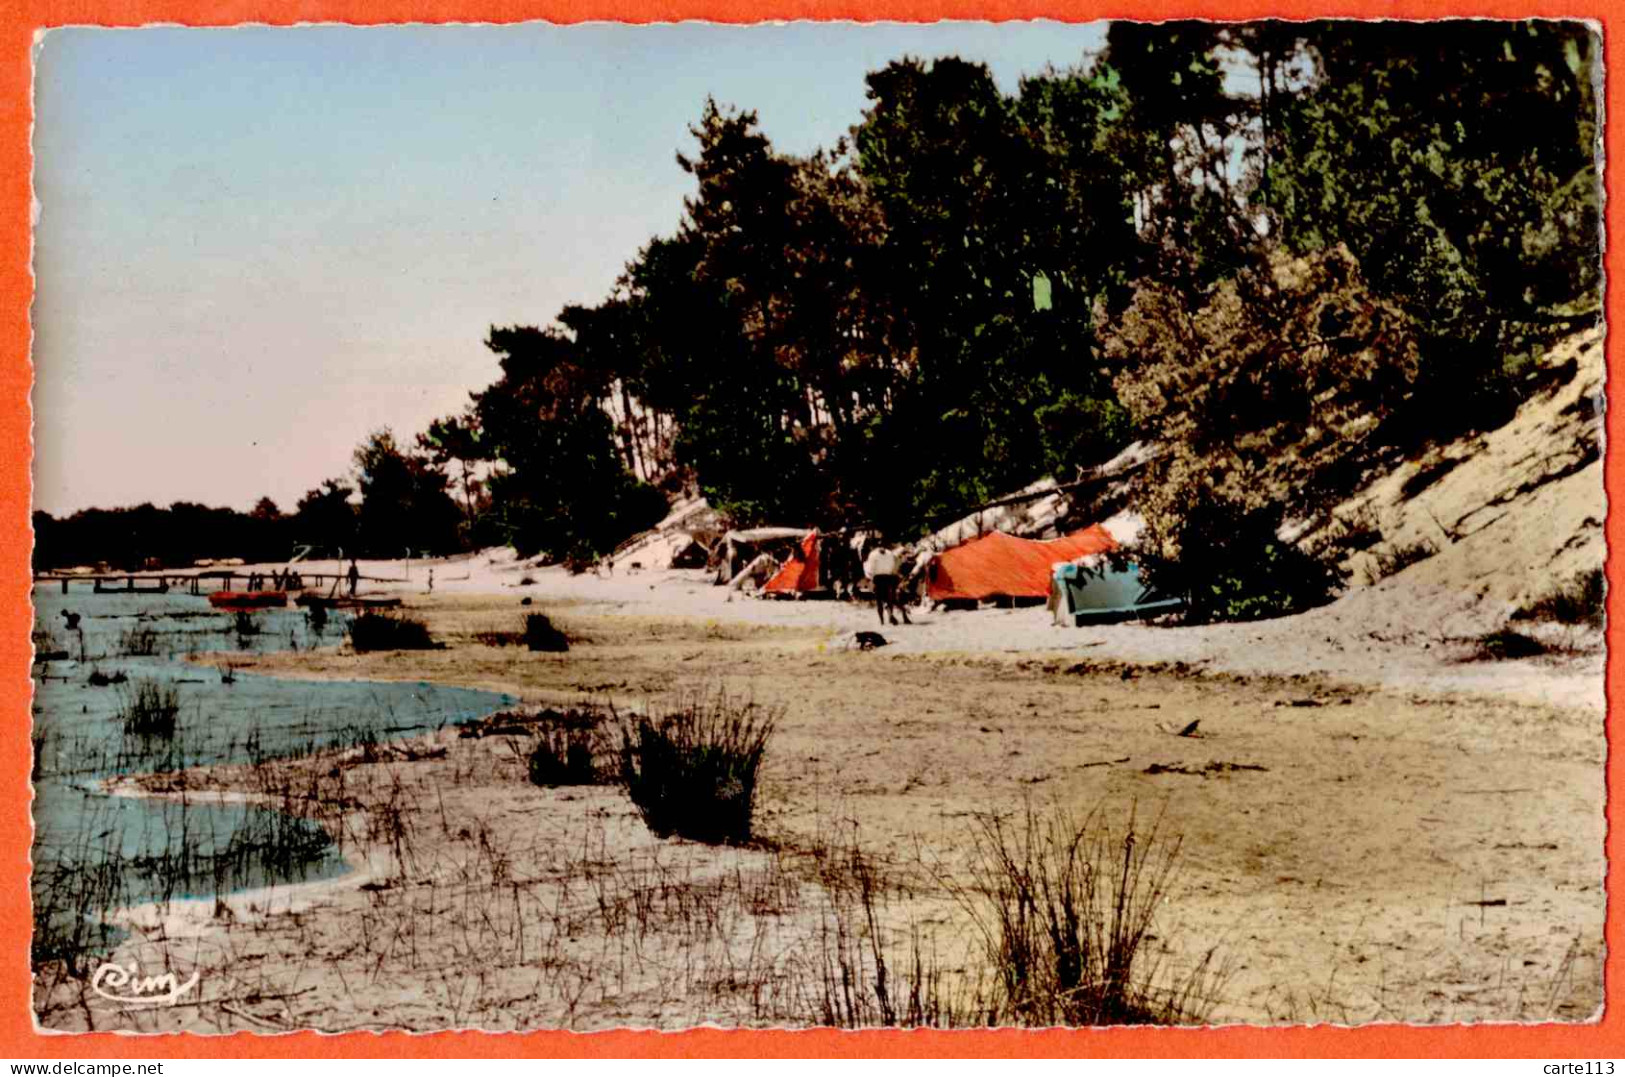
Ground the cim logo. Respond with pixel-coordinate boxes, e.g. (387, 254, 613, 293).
(90, 961, 199, 1007)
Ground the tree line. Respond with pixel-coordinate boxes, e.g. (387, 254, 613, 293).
(36, 21, 1601, 574)
(32, 429, 463, 571)
(429, 20, 1600, 562)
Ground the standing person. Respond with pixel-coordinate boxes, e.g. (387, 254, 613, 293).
(346, 558, 360, 597)
(863, 541, 911, 626)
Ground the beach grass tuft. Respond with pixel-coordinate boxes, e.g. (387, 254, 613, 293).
(619, 690, 776, 845)
(524, 613, 570, 652)
(349, 612, 437, 652)
(958, 804, 1220, 1026)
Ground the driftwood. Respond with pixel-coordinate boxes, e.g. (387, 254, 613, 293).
(727, 552, 779, 591)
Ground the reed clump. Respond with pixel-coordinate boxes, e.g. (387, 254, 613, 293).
(117, 625, 159, 657)
(119, 678, 180, 740)
(618, 690, 776, 845)
(955, 804, 1219, 1026)
(527, 711, 608, 787)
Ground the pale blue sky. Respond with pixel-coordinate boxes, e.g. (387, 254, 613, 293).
(31, 22, 1108, 515)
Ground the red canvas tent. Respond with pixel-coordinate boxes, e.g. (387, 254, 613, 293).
(926, 525, 1116, 602)
(763, 533, 821, 594)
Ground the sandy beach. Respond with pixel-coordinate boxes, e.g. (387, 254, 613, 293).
(36, 551, 1606, 1032)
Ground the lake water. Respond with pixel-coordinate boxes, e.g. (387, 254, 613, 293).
(29, 585, 511, 960)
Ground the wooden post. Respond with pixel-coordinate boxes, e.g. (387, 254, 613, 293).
(60, 578, 67, 594)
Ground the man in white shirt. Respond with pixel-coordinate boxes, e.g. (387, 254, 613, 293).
(863, 541, 911, 626)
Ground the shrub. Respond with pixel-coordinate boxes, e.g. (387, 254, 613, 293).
(120, 678, 179, 739)
(1472, 629, 1550, 660)
(959, 804, 1218, 1026)
(349, 612, 437, 652)
(474, 628, 525, 647)
(1514, 568, 1605, 629)
(527, 713, 606, 787)
(1106, 246, 1421, 557)
(1135, 495, 1346, 624)
(619, 690, 777, 844)
(524, 613, 569, 652)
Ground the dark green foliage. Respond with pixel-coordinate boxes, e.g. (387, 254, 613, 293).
(471, 326, 670, 559)
(618, 691, 777, 845)
(511, 25, 1599, 543)
(417, 412, 496, 548)
(1137, 497, 1346, 624)
(40, 25, 1601, 568)
(523, 613, 569, 652)
(1514, 568, 1605, 629)
(1036, 391, 1134, 481)
(33, 500, 292, 573)
(353, 428, 463, 557)
(348, 612, 437, 652)
(1268, 22, 1601, 433)
(291, 478, 358, 555)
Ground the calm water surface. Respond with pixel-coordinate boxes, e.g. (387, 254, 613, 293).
(30, 585, 510, 939)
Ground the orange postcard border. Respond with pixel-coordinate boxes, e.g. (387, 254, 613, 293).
(0, 1, 1617, 1059)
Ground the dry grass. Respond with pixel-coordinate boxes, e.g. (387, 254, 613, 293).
(955, 804, 1221, 1026)
(1514, 568, 1605, 630)
(526, 709, 609, 787)
(1363, 536, 1438, 584)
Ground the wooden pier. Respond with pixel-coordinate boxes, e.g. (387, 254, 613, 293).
(35, 570, 397, 596)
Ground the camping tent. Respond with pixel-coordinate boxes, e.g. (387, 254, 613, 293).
(762, 533, 821, 595)
(926, 526, 1116, 603)
(716, 527, 812, 584)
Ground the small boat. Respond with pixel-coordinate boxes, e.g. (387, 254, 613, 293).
(208, 590, 289, 610)
(294, 593, 402, 610)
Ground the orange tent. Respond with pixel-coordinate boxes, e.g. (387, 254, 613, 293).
(763, 533, 821, 594)
(926, 526, 1116, 602)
